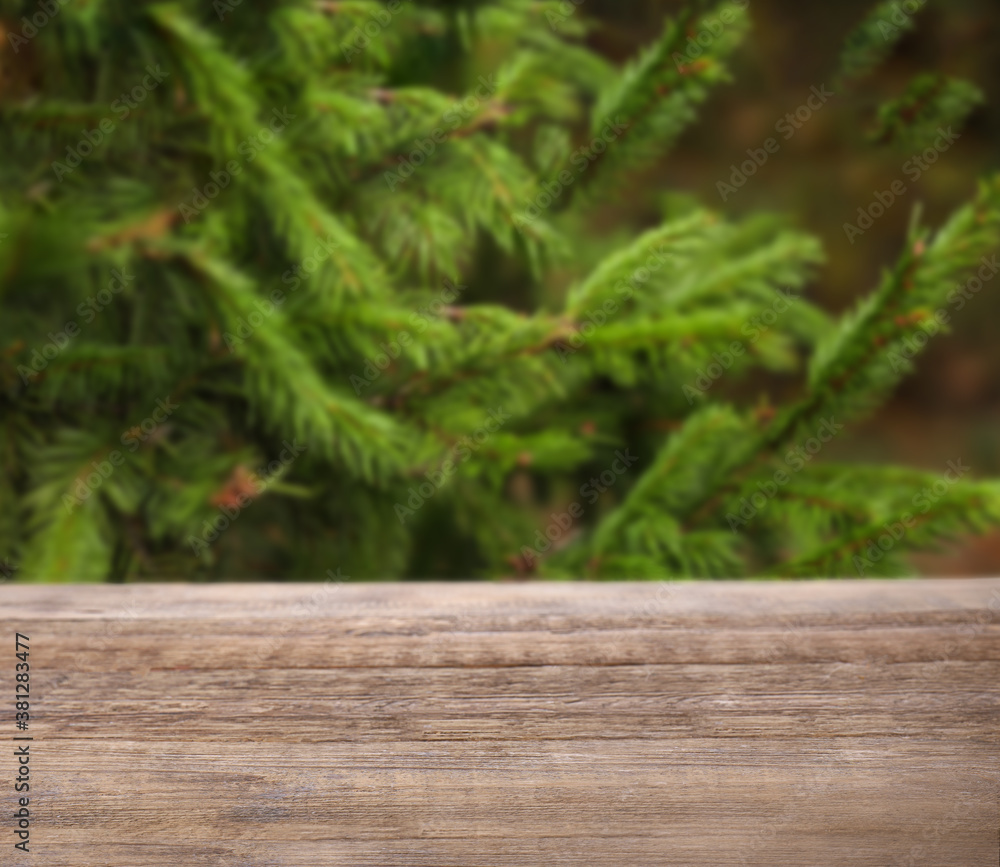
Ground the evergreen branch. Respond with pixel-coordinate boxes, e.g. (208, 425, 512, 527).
(870, 74, 984, 151)
(769, 481, 1000, 577)
(681, 175, 1000, 529)
(578, 1, 750, 196)
(836, 0, 925, 85)
(175, 244, 414, 481)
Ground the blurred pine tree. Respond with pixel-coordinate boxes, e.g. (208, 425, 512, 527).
(1, 0, 998, 580)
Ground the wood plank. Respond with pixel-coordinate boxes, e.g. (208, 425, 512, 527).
(1, 578, 998, 866)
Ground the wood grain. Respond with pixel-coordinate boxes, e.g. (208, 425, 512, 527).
(2, 579, 998, 866)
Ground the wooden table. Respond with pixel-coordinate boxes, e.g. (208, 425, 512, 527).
(3, 579, 999, 865)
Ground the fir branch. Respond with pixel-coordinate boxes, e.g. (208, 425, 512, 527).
(836, 0, 925, 85)
(870, 74, 984, 152)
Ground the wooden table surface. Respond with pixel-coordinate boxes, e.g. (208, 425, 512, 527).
(2, 579, 999, 866)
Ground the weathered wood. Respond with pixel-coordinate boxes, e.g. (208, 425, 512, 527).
(2, 579, 999, 866)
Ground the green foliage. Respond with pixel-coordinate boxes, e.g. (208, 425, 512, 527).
(870, 74, 984, 152)
(836, 0, 926, 84)
(1, 0, 998, 581)
(582, 2, 749, 195)
(837, 2, 983, 156)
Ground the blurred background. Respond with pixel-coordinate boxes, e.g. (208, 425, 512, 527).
(525, 0, 1000, 574)
(2, 0, 998, 580)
